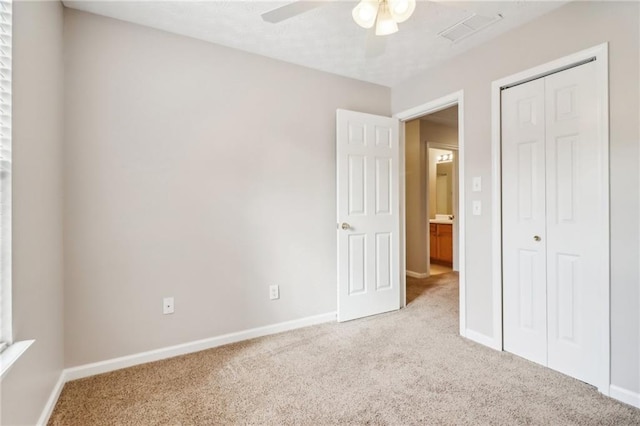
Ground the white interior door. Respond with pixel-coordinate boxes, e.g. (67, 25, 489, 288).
(336, 109, 400, 322)
(502, 78, 548, 366)
(501, 61, 603, 387)
(544, 62, 601, 386)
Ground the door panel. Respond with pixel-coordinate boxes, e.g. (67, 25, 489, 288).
(375, 158, 392, 214)
(438, 224, 453, 264)
(501, 78, 548, 366)
(429, 224, 437, 262)
(337, 109, 400, 322)
(555, 253, 580, 342)
(375, 232, 392, 290)
(348, 155, 366, 215)
(545, 62, 600, 385)
(517, 249, 537, 330)
(348, 234, 366, 295)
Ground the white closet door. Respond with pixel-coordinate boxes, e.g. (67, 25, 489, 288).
(544, 62, 601, 385)
(501, 79, 548, 366)
(502, 61, 603, 387)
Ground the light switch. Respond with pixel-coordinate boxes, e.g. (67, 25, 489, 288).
(472, 177, 482, 192)
(472, 200, 482, 216)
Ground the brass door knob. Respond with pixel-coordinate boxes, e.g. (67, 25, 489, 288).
(534, 235, 541, 242)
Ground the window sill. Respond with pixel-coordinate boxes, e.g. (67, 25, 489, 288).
(0, 340, 34, 380)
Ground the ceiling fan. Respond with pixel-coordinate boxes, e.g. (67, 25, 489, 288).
(262, 0, 417, 37)
(260, 0, 499, 58)
(261, 0, 419, 58)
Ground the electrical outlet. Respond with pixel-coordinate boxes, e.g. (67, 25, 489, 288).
(269, 285, 279, 300)
(163, 297, 174, 314)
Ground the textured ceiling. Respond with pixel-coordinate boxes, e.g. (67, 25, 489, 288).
(63, 0, 568, 87)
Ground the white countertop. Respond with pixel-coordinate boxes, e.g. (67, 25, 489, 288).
(430, 219, 453, 224)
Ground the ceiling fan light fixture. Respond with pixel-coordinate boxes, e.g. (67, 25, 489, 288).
(375, 1, 398, 36)
(352, 0, 378, 29)
(353, 0, 411, 36)
(389, 0, 416, 23)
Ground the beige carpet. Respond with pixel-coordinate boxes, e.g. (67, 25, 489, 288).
(49, 273, 640, 425)
(429, 263, 453, 276)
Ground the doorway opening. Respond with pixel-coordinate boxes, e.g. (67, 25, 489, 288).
(405, 107, 459, 279)
(396, 91, 466, 337)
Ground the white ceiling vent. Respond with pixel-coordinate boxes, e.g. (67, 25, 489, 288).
(439, 13, 503, 43)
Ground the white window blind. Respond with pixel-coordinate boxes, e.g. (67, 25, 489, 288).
(0, 0, 12, 350)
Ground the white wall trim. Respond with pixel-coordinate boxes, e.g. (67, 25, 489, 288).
(398, 122, 407, 307)
(36, 372, 66, 426)
(490, 65, 504, 354)
(406, 270, 429, 279)
(609, 385, 640, 409)
(394, 90, 466, 338)
(0, 339, 34, 379)
(64, 311, 336, 381)
(395, 93, 461, 121)
(491, 42, 610, 392)
(465, 329, 502, 350)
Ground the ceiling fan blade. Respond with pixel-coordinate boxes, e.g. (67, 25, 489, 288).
(261, 1, 326, 24)
(365, 29, 387, 58)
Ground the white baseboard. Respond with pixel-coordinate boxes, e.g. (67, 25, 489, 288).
(406, 270, 428, 279)
(610, 385, 640, 408)
(64, 311, 336, 381)
(464, 328, 502, 350)
(37, 372, 66, 426)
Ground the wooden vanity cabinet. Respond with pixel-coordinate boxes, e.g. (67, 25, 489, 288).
(430, 223, 453, 266)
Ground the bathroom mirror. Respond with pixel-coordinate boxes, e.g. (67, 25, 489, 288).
(435, 157, 453, 215)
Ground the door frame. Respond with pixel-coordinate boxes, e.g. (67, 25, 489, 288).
(395, 91, 466, 337)
(490, 43, 610, 394)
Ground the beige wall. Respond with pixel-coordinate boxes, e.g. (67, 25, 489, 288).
(392, 1, 640, 393)
(63, 9, 390, 367)
(405, 119, 427, 274)
(1, 2, 65, 425)
(420, 121, 458, 148)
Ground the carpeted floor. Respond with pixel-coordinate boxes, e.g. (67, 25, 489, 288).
(49, 272, 640, 425)
(429, 263, 452, 276)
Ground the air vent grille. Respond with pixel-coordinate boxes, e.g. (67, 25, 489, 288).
(439, 13, 503, 43)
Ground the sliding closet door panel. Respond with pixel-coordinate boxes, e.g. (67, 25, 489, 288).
(501, 79, 548, 366)
(545, 62, 600, 386)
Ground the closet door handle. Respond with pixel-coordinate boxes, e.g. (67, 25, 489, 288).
(533, 235, 541, 242)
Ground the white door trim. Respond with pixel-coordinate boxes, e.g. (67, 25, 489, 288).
(395, 90, 466, 337)
(491, 43, 610, 393)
